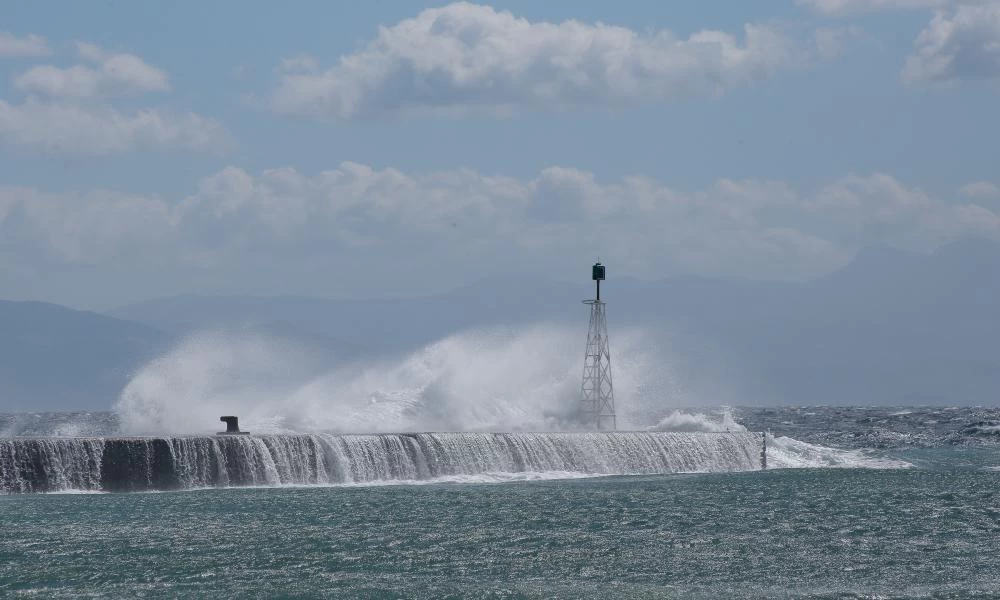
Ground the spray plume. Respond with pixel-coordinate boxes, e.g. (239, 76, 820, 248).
(115, 325, 670, 435)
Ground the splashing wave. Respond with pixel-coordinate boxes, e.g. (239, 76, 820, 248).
(115, 325, 660, 435)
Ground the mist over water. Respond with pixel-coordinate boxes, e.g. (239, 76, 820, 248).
(115, 325, 676, 436)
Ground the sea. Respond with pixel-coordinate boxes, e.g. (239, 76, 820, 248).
(2, 405, 999, 598)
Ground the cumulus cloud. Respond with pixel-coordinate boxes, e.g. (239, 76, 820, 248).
(0, 187, 173, 264)
(0, 42, 222, 154)
(807, 173, 1000, 244)
(1, 164, 996, 284)
(903, 3, 1000, 82)
(14, 42, 169, 98)
(797, 0, 945, 16)
(961, 181, 1000, 199)
(801, 0, 1000, 84)
(0, 32, 50, 58)
(270, 2, 810, 119)
(0, 99, 224, 155)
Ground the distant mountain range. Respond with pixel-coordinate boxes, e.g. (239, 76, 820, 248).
(4, 238, 1000, 411)
(0, 301, 168, 411)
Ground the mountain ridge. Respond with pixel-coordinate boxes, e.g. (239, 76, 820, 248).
(5, 238, 1000, 410)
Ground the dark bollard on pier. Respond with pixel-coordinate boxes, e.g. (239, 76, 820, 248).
(219, 416, 247, 435)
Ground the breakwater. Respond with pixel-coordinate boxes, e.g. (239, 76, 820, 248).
(0, 431, 765, 493)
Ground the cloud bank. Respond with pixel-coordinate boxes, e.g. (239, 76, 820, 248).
(0, 99, 223, 155)
(960, 181, 1000, 199)
(1, 42, 222, 155)
(2, 163, 997, 286)
(0, 32, 50, 58)
(14, 42, 170, 98)
(271, 2, 811, 119)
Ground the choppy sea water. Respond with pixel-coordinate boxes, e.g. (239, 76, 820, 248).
(2, 468, 999, 598)
(2, 406, 999, 598)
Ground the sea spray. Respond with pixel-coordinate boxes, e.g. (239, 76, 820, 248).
(648, 406, 746, 433)
(763, 434, 912, 469)
(115, 325, 666, 435)
(646, 408, 913, 469)
(114, 331, 331, 435)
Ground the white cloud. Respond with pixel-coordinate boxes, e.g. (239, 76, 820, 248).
(961, 181, 1000, 199)
(277, 55, 320, 74)
(802, 1, 1000, 84)
(809, 173, 933, 220)
(0, 98, 224, 155)
(805, 173, 1000, 246)
(14, 42, 169, 98)
(270, 2, 809, 119)
(1, 42, 222, 154)
(0, 187, 174, 264)
(0, 32, 50, 58)
(2, 163, 996, 284)
(797, 0, 945, 16)
(903, 3, 1000, 82)
(956, 202, 1000, 235)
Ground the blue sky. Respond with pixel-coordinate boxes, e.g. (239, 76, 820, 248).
(1, 0, 998, 308)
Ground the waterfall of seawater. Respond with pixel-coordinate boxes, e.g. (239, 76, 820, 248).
(0, 432, 764, 493)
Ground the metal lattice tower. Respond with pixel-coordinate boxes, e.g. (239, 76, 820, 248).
(580, 261, 616, 430)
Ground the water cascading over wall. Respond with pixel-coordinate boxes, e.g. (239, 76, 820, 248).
(0, 432, 764, 493)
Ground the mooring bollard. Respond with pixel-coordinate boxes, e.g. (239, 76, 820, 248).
(218, 416, 247, 435)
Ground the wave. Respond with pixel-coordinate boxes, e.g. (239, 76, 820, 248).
(648, 407, 746, 433)
(649, 409, 910, 469)
(765, 435, 911, 470)
(114, 327, 669, 436)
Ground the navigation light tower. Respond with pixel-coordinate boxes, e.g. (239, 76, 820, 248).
(580, 261, 616, 430)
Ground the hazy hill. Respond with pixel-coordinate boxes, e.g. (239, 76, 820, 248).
(106, 279, 585, 351)
(5, 238, 1000, 411)
(107, 238, 1000, 407)
(0, 301, 169, 411)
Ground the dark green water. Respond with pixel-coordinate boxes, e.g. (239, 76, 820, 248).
(3, 462, 999, 598)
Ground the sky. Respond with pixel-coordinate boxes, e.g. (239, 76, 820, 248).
(0, 0, 998, 310)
